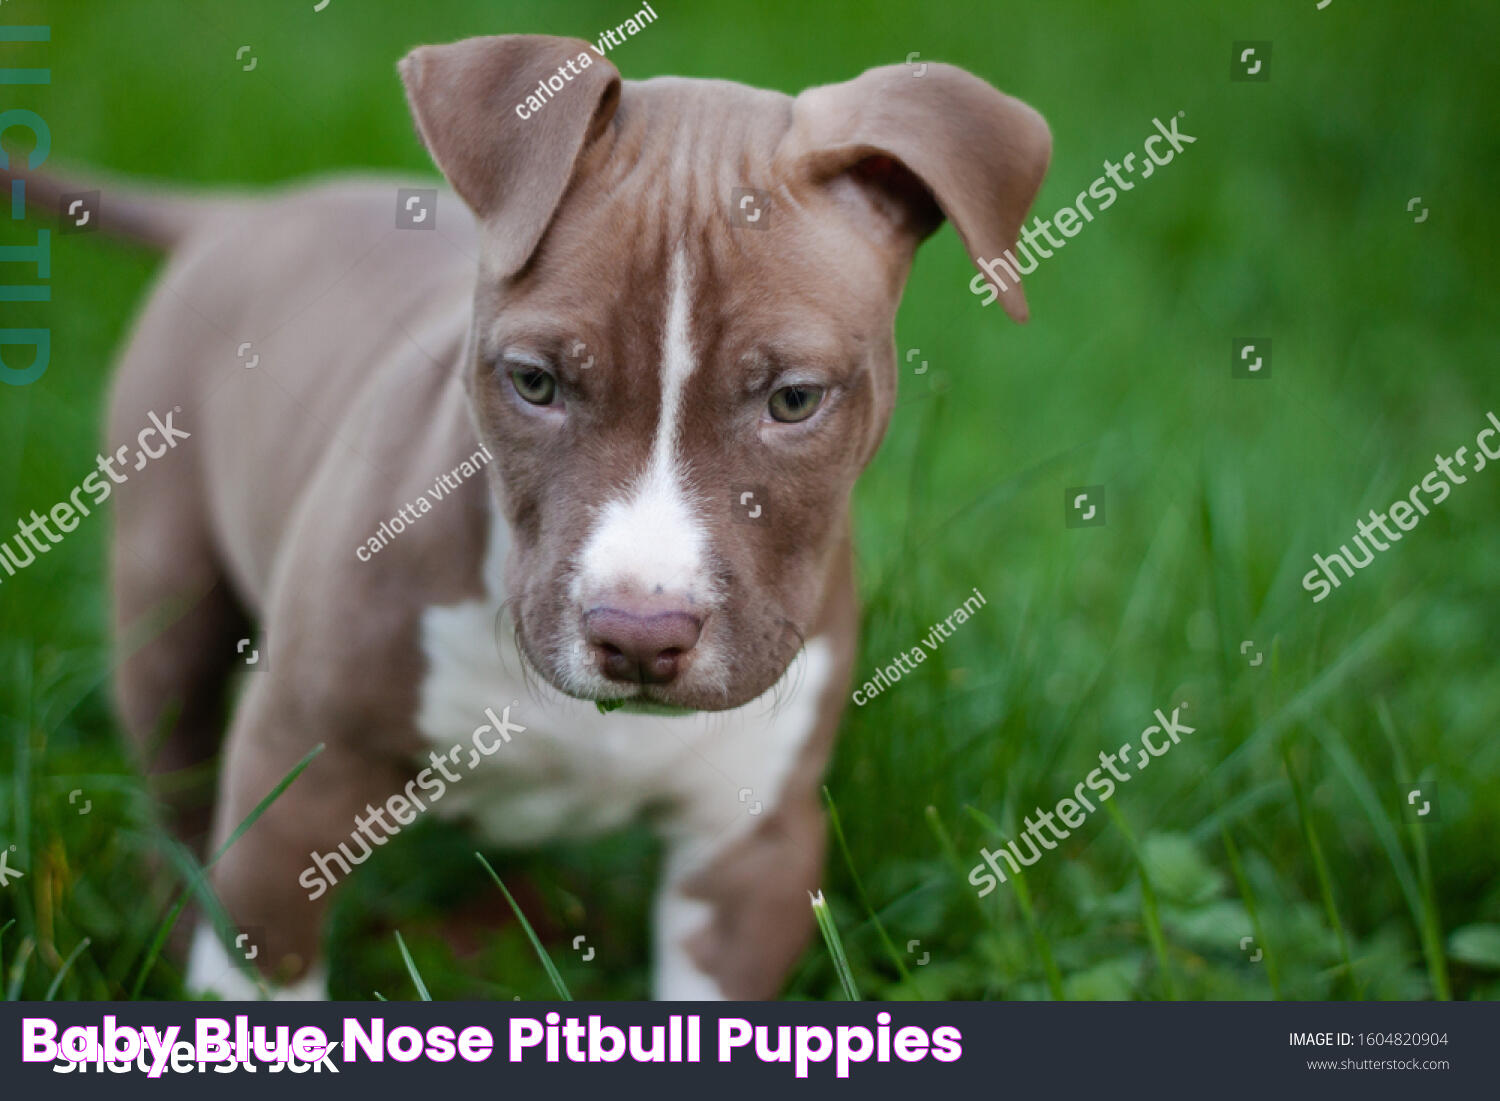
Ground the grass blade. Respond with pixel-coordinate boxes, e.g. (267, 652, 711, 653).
(130, 743, 324, 998)
(44, 937, 92, 1001)
(809, 889, 860, 1000)
(1305, 708, 1448, 996)
(5, 937, 34, 1000)
(926, 805, 994, 927)
(823, 786, 913, 989)
(1375, 699, 1450, 999)
(1102, 800, 1178, 999)
(393, 930, 431, 1001)
(927, 805, 1019, 1000)
(1216, 597, 1418, 780)
(207, 744, 326, 868)
(964, 805, 1066, 1000)
(1283, 746, 1358, 997)
(475, 852, 571, 1000)
(1221, 828, 1281, 998)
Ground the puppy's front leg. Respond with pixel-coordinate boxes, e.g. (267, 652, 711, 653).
(653, 788, 825, 1000)
(188, 682, 417, 999)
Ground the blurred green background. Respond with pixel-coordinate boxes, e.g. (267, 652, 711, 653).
(1, 0, 1497, 1000)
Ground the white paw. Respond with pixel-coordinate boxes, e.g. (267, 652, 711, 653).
(186, 924, 328, 1001)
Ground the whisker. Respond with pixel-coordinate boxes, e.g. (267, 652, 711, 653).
(492, 597, 552, 703)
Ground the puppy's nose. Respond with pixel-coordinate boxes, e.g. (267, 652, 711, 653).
(584, 605, 704, 685)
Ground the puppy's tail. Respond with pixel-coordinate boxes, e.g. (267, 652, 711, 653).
(0, 163, 244, 251)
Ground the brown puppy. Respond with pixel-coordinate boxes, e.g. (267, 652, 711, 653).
(71, 34, 1048, 998)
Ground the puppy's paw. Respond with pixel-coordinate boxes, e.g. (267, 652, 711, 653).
(185, 923, 329, 1001)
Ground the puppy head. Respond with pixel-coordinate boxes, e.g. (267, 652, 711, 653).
(400, 35, 1049, 712)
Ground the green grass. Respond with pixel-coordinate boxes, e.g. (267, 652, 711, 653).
(2, 0, 1499, 1001)
(476, 853, 573, 1001)
(393, 930, 433, 1002)
(810, 890, 861, 1001)
(129, 743, 323, 998)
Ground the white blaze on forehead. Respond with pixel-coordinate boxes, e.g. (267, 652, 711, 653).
(572, 249, 711, 605)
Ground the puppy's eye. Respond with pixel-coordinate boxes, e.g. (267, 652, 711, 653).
(510, 367, 557, 406)
(768, 385, 824, 423)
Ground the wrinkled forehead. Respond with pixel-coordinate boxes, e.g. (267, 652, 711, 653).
(477, 77, 900, 365)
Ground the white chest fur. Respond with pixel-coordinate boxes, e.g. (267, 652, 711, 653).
(413, 505, 831, 851)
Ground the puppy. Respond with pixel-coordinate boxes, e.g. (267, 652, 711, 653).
(43, 34, 1049, 998)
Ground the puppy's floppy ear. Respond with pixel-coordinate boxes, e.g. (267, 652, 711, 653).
(399, 35, 621, 277)
(785, 63, 1050, 322)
